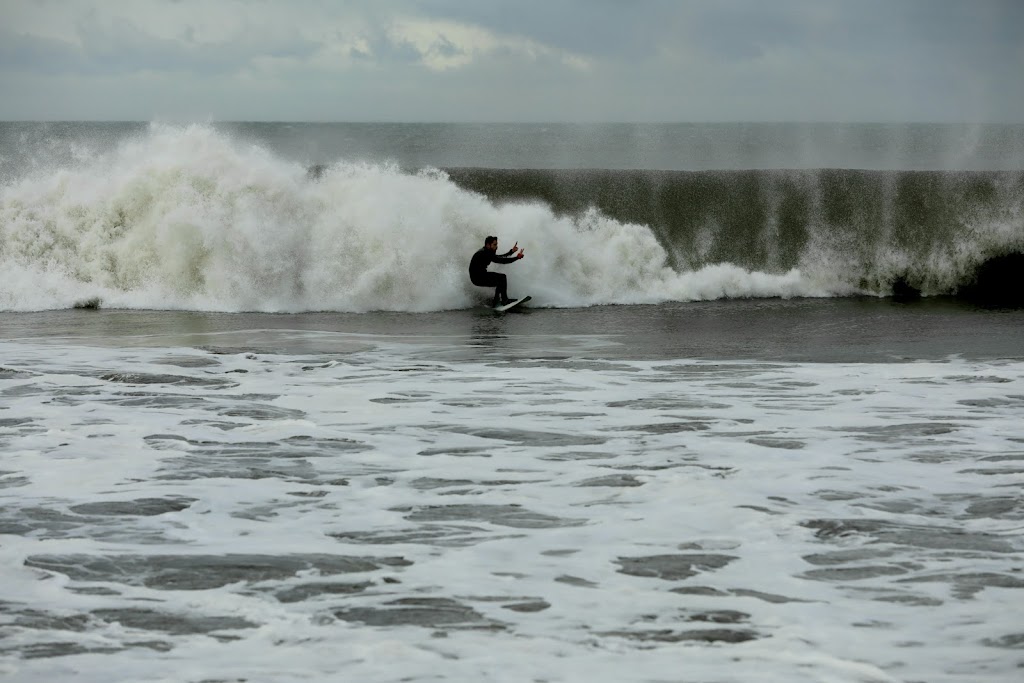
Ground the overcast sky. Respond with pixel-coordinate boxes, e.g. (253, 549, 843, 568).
(1, 0, 1021, 122)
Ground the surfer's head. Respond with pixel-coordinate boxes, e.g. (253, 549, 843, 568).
(484, 236, 498, 251)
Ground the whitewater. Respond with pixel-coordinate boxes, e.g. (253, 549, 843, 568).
(1, 331, 1022, 682)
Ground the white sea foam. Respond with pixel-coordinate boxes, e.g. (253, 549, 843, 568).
(1, 334, 1022, 682)
(0, 124, 842, 313)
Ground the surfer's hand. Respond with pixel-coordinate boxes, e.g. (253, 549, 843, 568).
(517, 248, 524, 258)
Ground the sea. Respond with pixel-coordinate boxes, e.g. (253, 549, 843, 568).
(1, 121, 1023, 682)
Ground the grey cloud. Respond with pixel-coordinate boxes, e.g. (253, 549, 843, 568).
(0, 12, 321, 77)
(0, 0, 1020, 122)
(0, 30, 84, 75)
(401, 0, 678, 60)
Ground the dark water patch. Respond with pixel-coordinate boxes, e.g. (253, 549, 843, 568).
(198, 345, 282, 356)
(889, 275, 922, 301)
(179, 419, 247, 430)
(148, 434, 371, 482)
(0, 417, 36, 431)
(73, 296, 102, 309)
(371, 396, 426, 404)
(13, 609, 92, 632)
(144, 433, 190, 445)
(728, 589, 812, 604)
(802, 565, 912, 581)
(0, 367, 34, 379)
(24, 554, 412, 589)
(555, 575, 598, 588)
(437, 398, 506, 408)
(418, 446, 491, 457)
(91, 608, 256, 635)
(803, 518, 1016, 552)
(979, 453, 1024, 461)
(410, 477, 541, 491)
(398, 504, 585, 529)
(68, 586, 120, 595)
(0, 384, 48, 398)
(279, 435, 373, 454)
(410, 477, 475, 490)
(219, 404, 305, 421)
(42, 391, 106, 407)
(69, 497, 196, 517)
(865, 591, 944, 607)
(334, 598, 500, 629)
(0, 471, 29, 488)
(445, 426, 606, 447)
(600, 628, 757, 644)
(837, 422, 959, 439)
(959, 253, 1024, 306)
(958, 466, 1024, 476)
(945, 374, 1013, 384)
(8, 641, 124, 659)
(983, 633, 1024, 649)
(747, 436, 806, 449)
(803, 548, 899, 565)
(271, 581, 374, 603)
(538, 451, 615, 461)
(606, 421, 710, 434)
(669, 586, 729, 597)
(287, 489, 331, 498)
(0, 506, 93, 537)
(500, 358, 638, 373)
(502, 600, 550, 613)
(156, 455, 319, 482)
(576, 474, 644, 487)
(547, 411, 609, 420)
(157, 355, 222, 368)
(959, 396, 1024, 408)
(896, 572, 1024, 599)
(683, 610, 749, 624)
(99, 372, 235, 388)
(963, 496, 1024, 519)
(331, 524, 518, 547)
(112, 394, 212, 410)
(906, 450, 975, 464)
(616, 554, 737, 581)
(864, 495, 998, 517)
(607, 398, 730, 410)
(814, 490, 863, 501)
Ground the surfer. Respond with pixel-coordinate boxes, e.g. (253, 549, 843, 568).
(469, 236, 525, 307)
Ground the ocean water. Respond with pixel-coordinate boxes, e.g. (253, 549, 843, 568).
(1, 122, 1024, 682)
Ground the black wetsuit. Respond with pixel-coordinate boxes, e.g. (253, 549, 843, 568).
(469, 247, 519, 305)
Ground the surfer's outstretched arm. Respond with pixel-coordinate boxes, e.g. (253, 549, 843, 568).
(492, 248, 524, 265)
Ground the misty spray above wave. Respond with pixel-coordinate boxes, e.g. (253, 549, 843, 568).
(0, 124, 841, 313)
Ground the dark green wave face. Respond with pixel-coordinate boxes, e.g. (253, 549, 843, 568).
(445, 168, 1024, 300)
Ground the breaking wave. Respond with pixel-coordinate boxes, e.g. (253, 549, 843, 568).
(1, 124, 1021, 312)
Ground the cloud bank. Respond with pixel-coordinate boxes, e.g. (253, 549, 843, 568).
(0, 0, 1020, 122)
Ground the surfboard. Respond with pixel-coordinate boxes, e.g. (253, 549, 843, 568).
(494, 296, 531, 312)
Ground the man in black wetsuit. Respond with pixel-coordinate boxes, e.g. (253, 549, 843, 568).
(469, 236, 525, 307)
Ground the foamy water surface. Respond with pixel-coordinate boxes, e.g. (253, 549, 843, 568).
(1, 328, 1022, 682)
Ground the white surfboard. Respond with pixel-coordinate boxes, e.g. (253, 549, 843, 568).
(494, 296, 531, 312)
